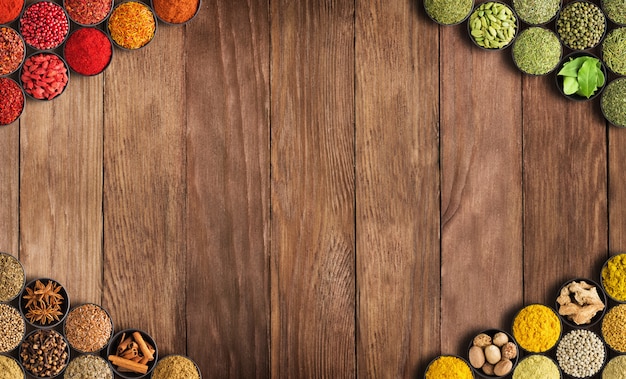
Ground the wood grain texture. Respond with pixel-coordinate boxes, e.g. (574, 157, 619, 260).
(185, 0, 270, 376)
(355, 1, 440, 377)
(439, 9, 523, 355)
(0, 120, 19, 255)
(270, 0, 356, 377)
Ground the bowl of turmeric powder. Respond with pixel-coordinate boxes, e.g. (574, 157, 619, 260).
(512, 304, 562, 354)
(106, 329, 158, 379)
(424, 355, 473, 379)
(601, 253, 626, 303)
(555, 278, 607, 329)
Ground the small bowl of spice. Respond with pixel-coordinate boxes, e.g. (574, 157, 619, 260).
(604, 355, 626, 378)
(63, 0, 114, 26)
(0, 354, 25, 379)
(512, 0, 561, 25)
(602, 304, 626, 353)
(0, 0, 24, 25)
(555, 0, 607, 51)
(20, 52, 70, 101)
(555, 278, 607, 328)
(556, 329, 606, 379)
(467, 329, 518, 378)
(424, 355, 473, 379)
(0, 26, 25, 77)
(602, 78, 626, 128)
(19, 329, 69, 379)
(513, 354, 562, 379)
(423, 0, 474, 26)
(107, 329, 158, 378)
(152, 355, 202, 379)
(19, 278, 70, 329)
(601, 253, 626, 302)
(0, 252, 25, 303)
(64, 303, 113, 353)
(556, 52, 607, 101)
(0, 303, 26, 353)
(19, 1, 70, 51)
(63, 27, 113, 76)
(107, 1, 157, 50)
(512, 303, 562, 353)
(0, 78, 25, 126)
(64, 354, 113, 379)
(151, 0, 202, 25)
(467, 1, 518, 50)
(601, 0, 626, 26)
(601, 27, 626, 77)
(512, 26, 562, 75)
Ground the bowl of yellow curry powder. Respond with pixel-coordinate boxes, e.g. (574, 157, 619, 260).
(152, 355, 201, 379)
(601, 254, 626, 303)
(512, 304, 562, 353)
(424, 355, 473, 379)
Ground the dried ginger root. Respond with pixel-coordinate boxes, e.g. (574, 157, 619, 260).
(557, 280, 605, 325)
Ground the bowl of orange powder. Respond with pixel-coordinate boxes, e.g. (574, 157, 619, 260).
(512, 303, 562, 354)
(151, 0, 201, 25)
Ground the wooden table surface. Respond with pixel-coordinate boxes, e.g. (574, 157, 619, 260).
(1, 0, 621, 377)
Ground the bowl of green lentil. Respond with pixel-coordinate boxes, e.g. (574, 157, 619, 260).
(512, 26, 562, 75)
(601, 304, 626, 353)
(600, 253, 626, 301)
(107, 0, 158, 50)
(512, 303, 562, 354)
(424, 355, 474, 379)
(467, 1, 518, 50)
(512, 0, 561, 25)
(513, 354, 562, 379)
(423, 0, 474, 26)
(555, 0, 607, 51)
(601, 27, 626, 77)
(601, 0, 626, 26)
(0, 303, 26, 353)
(0, 252, 25, 303)
(152, 355, 202, 379)
(0, 354, 25, 379)
(556, 329, 607, 379)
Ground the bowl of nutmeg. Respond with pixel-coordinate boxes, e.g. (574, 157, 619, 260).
(467, 329, 519, 378)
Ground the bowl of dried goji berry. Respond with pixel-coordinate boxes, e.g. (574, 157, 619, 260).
(19, 52, 70, 101)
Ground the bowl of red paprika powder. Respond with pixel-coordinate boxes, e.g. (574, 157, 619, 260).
(63, 27, 113, 76)
(63, 0, 114, 27)
(0, 0, 24, 25)
(0, 77, 25, 126)
(151, 0, 202, 25)
(0, 26, 26, 77)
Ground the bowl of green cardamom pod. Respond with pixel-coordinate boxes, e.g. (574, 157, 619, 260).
(467, 1, 519, 51)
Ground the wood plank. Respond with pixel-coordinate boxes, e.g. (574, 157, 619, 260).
(102, 23, 187, 355)
(19, 73, 104, 305)
(439, 13, 523, 355)
(609, 118, 626, 252)
(522, 73, 608, 305)
(270, 1, 355, 377)
(0, 119, 19, 254)
(185, 0, 270, 376)
(355, 2, 440, 377)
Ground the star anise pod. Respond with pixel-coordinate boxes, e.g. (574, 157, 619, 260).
(25, 303, 63, 325)
(34, 280, 64, 305)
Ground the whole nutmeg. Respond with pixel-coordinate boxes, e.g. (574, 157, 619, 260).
(494, 359, 513, 376)
(469, 346, 485, 369)
(482, 362, 495, 375)
(492, 332, 508, 347)
(501, 341, 517, 360)
(473, 333, 492, 348)
(484, 344, 501, 365)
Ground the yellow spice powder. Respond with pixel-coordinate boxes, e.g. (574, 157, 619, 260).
(602, 254, 626, 301)
(152, 355, 200, 379)
(512, 304, 561, 353)
(425, 356, 472, 379)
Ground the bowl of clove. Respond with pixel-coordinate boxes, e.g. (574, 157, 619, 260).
(19, 278, 70, 329)
(107, 329, 158, 379)
(555, 278, 607, 329)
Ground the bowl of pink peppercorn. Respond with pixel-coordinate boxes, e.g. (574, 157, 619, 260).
(19, 1, 70, 51)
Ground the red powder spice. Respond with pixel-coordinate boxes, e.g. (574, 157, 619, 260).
(0, 0, 23, 25)
(0, 78, 24, 125)
(64, 0, 113, 26)
(64, 28, 112, 76)
(152, 0, 199, 24)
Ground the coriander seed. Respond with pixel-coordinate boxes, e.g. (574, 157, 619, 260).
(0, 303, 25, 352)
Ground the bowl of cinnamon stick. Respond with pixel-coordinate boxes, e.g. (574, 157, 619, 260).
(107, 329, 158, 378)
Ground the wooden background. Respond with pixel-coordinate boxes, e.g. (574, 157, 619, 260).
(0, 0, 621, 377)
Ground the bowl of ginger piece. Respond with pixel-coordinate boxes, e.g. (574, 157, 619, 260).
(555, 278, 607, 328)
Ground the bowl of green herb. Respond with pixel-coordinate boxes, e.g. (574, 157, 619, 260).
(467, 1, 518, 50)
(556, 52, 607, 101)
(513, 0, 561, 25)
(512, 27, 562, 75)
(602, 0, 626, 26)
(602, 78, 626, 127)
(424, 0, 474, 26)
(556, 0, 607, 51)
(602, 27, 626, 76)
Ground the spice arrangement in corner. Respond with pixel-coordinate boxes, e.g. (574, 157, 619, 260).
(0, 0, 202, 125)
(0, 251, 202, 379)
(424, 252, 626, 379)
(424, 0, 626, 127)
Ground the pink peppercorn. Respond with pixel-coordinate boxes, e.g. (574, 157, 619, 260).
(20, 1, 70, 50)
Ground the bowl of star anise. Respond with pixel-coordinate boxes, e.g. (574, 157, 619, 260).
(19, 278, 70, 329)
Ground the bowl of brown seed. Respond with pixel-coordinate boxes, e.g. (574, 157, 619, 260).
(19, 329, 70, 379)
(63, 303, 114, 353)
(19, 278, 70, 329)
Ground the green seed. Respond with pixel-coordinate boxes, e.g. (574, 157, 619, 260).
(469, 1, 517, 49)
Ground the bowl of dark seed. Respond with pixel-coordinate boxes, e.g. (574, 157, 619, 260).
(555, 329, 606, 379)
(556, 0, 607, 51)
(601, 78, 626, 127)
(19, 329, 70, 379)
(64, 354, 113, 379)
(0, 252, 25, 303)
(19, 278, 70, 329)
(468, 1, 518, 50)
(0, 303, 25, 353)
(64, 303, 113, 353)
(0, 354, 25, 379)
